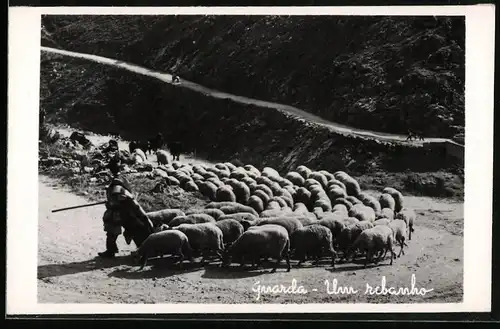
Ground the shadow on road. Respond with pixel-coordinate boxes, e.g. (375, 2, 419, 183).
(38, 255, 134, 279)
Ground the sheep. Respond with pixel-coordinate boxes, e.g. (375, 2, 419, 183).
(318, 215, 346, 243)
(218, 212, 259, 224)
(285, 171, 305, 186)
(348, 203, 376, 222)
(291, 224, 337, 267)
(313, 207, 324, 219)
(294, 202, 309, 214)
(388, 219, 408, 257)
(185, 208, 225, 220)
(296, 165, 312, 180)
(283, 185, 297, 199)
(276, 189, 294, 208)
(262, 167, 280, 179)
(216, 186, 237, 203)
(247, 195, 264, 213)
(168, 213, 216, 227)
(358, 193, 382, 216)
(135, 229, 194, 270)
(165, 176, 180, 186)
(207, 177, 225, 188)
(268, 182, 284, 196)
(183, 180, 199, 192)
(198, 181, 218, 201)
(223, 224, 291, 272)
(215, 163, 229, 171)
(332, 199, 353, 213)
(294, 187, 312, 208)
(318, 170, 336, 182)
(230, 170, 248, 181)
(253, 189, 271, 205)
(313, 198, 333, 212)
(156, 150, 170, 165)
(292, 212, 318, 226)
(244, 164, 261, 177)
(327, 179, 347, 192)
(219, 204, 259, 217)
(345, 196, 363, 205)
(191, 173, 204, 181)
(230, 181, 251, 204)
(377, 208, 395, 221)
(336, 220, 373, 260)
(171, 223, 225, 263)
(224, 162, 237, 171)
(147, 209, 185, 226)
(304, 178, 322, 190)
(327, 186, 348, 204)
(268, 196, 288, 209)
(373, 218, 391, 226)
(342, 217, 360, 226)
(309, 172, 329, 189)
(332, 204, 348, 215)
(202, 171, 219, 180)
(395, 208, 416, 240)
(347, 225, 396, 268)
(241, 176, 257, 187)
(133, 148, 147, 162)
(379, 193, 396, 211)
(260, 208, 291, 218)
(265, 201, 282, 211)
(255, 176, 275, 188)
(215, 219, 245, 246)
(382, 187, 404, 212)
(254, 184, 274, 198)
(333, 171, 361, 197)
(256, 216, 304, 236)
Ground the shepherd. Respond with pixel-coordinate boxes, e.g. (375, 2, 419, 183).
(98, 154, 155, 258)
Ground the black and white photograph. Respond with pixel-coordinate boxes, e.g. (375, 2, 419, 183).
(6, 5, 494, 314)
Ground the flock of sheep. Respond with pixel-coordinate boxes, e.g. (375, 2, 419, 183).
(132, 156, 417, 273)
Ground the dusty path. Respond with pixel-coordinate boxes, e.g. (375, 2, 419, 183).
(41, 46, 460, 146)
(38, 174, 463, 304)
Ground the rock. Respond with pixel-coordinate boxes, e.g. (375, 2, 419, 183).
(83, 166, 94, 173)
(40, 157, 63, 166)
(95, 170, 109, 177)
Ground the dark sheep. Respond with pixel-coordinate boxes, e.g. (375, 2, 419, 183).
(291, 225, 337, 267)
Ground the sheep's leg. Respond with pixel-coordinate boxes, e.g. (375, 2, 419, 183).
(176, 250, 185, 269)
(331, 250, 336, 268)
(398, 239, 405, 257)
(216, 250, 224, 263)
(409, 225, 413, 240)
(239, 255, 246, 269)
(271, 253, 284, 274)
(139, 254, 148, 270)
(364, 250, 371, 268)
(296, 252, 305, 267)
(285, 251, 291, 272)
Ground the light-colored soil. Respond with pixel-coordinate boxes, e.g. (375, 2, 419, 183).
(38, 175, 463, 304)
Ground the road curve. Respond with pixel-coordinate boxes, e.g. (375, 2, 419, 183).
(41, 46, 459, 146)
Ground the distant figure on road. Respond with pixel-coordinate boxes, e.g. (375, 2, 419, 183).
(168, 141, 183, 161)
(172, 75, 181, 84)
(406, 129, 425, 141)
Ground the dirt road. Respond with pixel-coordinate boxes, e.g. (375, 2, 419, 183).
(41, 46, 459, 146)
(38, 173, 463, 304)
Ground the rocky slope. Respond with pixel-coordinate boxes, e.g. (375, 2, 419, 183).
(41, 15, 465, 138)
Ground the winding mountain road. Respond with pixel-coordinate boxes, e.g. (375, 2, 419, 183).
(41, 46, 461, 146)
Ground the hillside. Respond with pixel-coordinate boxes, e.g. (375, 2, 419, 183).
(41, 15, 465, 138)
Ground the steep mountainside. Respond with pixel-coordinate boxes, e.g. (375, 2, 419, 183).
(41, 15, 465, 138)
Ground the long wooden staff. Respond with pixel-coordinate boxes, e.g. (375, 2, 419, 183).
(51, 201, 106, 213)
